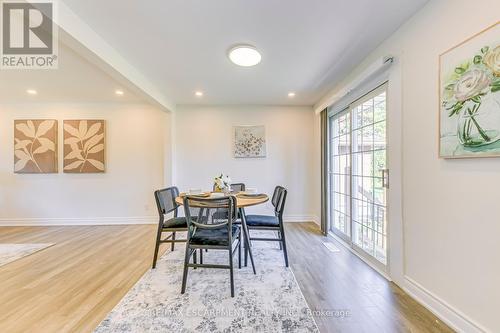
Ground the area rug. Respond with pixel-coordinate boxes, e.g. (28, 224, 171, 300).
(95, 231, 319, 332)
(0, 243, 54, 268)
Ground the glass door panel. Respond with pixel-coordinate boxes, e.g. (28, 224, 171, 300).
(329, 110, 351, 239)
(329, 85, 388, 265)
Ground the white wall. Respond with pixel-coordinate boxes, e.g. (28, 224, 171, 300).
(174, 105, 317, 221)
(316, 0, 499, 331)
(0, 103, 171, 224)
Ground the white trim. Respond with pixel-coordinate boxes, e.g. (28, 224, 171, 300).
(0, 216, 157, 226)
(328, 231, 392, 281)
(283, 215, 319, 224)
(315, 56, 394, 114)
(402, 276, 487, 333)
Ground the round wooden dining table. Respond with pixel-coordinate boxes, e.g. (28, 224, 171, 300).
(175, 193, 269, 274)
(175, 193, 268, 208)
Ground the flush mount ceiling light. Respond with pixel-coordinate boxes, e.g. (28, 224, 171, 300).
(26, 89, 37, 95)
(115, 90, 124, 96)
(288, 92, 296, 97)
(195, 91, 203, 97)
(228, 45, 261, 67)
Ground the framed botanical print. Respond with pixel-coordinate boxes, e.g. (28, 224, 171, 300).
(63, 120, 106, 173)
(14, 120, 58, 173)
(234, 125, 266, 158)
(439, 22, 500, 158)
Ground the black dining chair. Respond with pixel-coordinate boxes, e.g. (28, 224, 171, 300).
(181, 195, 242, 297)
(244, 186, 289, 267)
(152, 186, 189, 269)
(212, 183, 245, 220)
(212, 182, 246, 193)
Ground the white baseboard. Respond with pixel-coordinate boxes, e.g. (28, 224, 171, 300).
(0, 216, 157, 226)
(283, 215, 319, 224)
(1, 215, 319, 226)
(402, 276, 487, 333)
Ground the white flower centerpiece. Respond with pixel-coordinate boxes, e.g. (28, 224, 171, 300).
(213, 173, 231, 193)
(442, 45, 500, 148)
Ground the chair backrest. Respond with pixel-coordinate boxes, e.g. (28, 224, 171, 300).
(212, 182, 246, 193)
(183, 196, 237, 239)
(271, 186, 281, 207)
(272, 186, 287, 217)
(154, 187, 180, 219)
(230, 183, 245, 192)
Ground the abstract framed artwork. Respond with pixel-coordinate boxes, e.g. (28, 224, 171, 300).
(63, 120, 106, 173)
(14, 120, 58, 173)
(439, 22, 500, 158)
(234, 125, 266, 158)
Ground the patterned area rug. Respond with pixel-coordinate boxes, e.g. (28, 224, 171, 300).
(0, 243, 54, 268)
(95, 231, 319, 332)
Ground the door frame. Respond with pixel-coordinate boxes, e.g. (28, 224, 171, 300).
(326, 60, 404, 283)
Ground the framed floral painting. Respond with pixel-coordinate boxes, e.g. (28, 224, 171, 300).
(234, 125, 266, 158)
(439, 22, 500, 158)
(14, 120, 58, 173)
(63, 120, 105, 173)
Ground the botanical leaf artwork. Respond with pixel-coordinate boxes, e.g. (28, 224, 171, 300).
(234, 126, 266, 158)
(63, 120, 105, 173)
(14, 120, 58, 173)
(440, 23, 500, 158)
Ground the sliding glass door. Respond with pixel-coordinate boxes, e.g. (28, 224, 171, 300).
(329, 84, 388, 265)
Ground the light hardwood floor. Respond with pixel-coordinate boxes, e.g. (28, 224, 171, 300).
(285, 223, 453, 333)
(0, 223, 453, 333)
(0, 225, 163, 333)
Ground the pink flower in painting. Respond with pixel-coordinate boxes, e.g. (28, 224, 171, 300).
(453, 69, 490, 102)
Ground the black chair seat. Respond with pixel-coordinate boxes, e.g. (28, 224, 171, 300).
(162, 216, 188, 229)
(190, 225, 240, 246)
(245, 214, 279, 227)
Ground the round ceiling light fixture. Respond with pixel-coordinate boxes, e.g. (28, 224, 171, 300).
(228, 45, 261, 67)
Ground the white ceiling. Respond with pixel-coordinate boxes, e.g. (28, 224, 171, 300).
(61, 1, 428, 106)
(0, 42, 144, 104)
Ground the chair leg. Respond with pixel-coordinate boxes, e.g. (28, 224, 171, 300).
(229, 247, 235, 297)
(181, 246, 191, 294)
(278, 230, 283, 250)
(244, 226, 249, 267)
(279, 223, 289, 267)
(199, 248, 203, 264)
(171, 232, 176, 251)
(238, 234, 242, 269)
(244, 240, 248, 267)
(239, 208, 256, 274)
(152, 226, 162, 269)
(193, 249, 197, 269)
